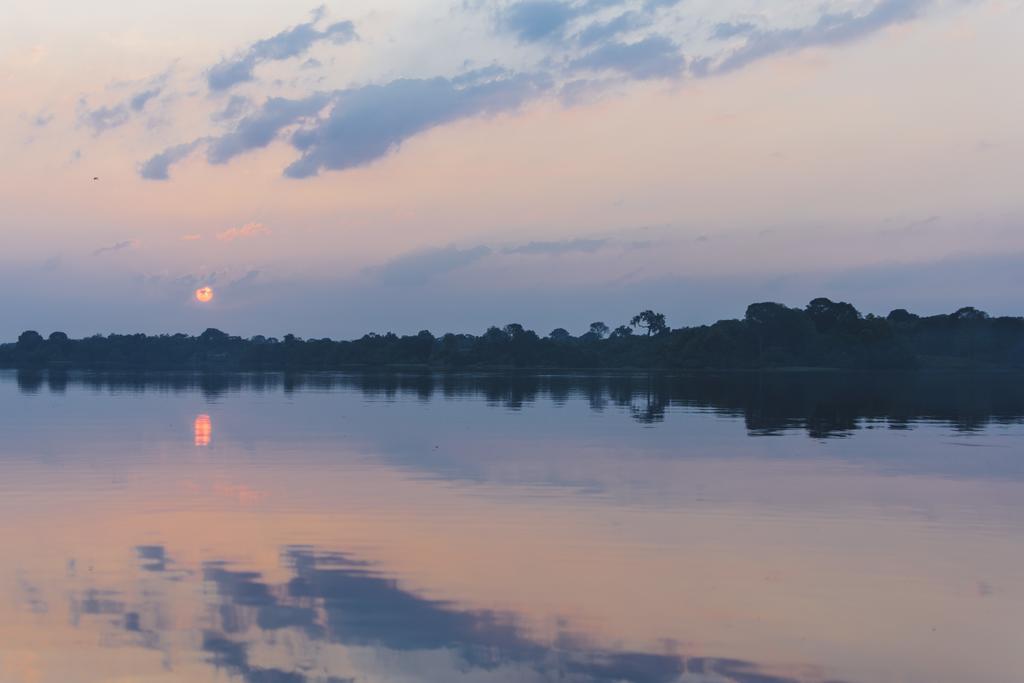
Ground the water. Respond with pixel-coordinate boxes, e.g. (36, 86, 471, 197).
(1, 370, 1022, 683)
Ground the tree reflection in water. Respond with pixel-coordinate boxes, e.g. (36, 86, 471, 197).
(15, 369, 1024, 438)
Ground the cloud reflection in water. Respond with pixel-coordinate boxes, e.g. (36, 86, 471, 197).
(57, 543, 835, 683)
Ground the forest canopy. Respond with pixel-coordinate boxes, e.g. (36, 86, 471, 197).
(2, 299, 1022, 371)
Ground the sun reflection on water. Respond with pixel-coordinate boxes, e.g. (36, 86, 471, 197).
(194, 414, 211, 446)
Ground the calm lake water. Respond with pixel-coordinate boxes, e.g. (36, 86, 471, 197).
(1, 370, 1023, 683)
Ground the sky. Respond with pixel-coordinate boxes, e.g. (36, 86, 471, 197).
(1, 0, 1022, 339)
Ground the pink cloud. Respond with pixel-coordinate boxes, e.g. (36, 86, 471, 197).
(182, 234, 202, 241)
(217, 222, 270, 242)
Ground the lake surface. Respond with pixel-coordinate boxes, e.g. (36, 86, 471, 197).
(1, 370, 1022, 683)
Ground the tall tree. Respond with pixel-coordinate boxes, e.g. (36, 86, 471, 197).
(630, 311, 668, 336)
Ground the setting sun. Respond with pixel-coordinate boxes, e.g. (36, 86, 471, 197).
(195, 286, 214, 303)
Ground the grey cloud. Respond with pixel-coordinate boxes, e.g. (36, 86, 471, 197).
(92, 240, 137, 256)
(191, 547, 710, 683)
(78, 101, 131, 134)
(207, 93, 331, 165)
(642, 0, 681, 8)
(207, 15, 357, 91)
(558, 77, 610, 105)
(577, 11, 648, 46)
(211, 94, 251, 122)
(712, 21, 756, 40)
(451, 64, 511, 86)
(284, 73, 549, 178)
(135, 545, 167, 572)
(139, 139, 203, 180)
(129, 88, 161, 112)
(33, 111, 54, 127)
(503, 238, 608, 255)
(224, 270, 262, 291)
(141, 66, 599, 179)
(133, 1, 930, 181)
(578, 0, 627, 11)
(309, 3, 328, 23)
(371, 238, 615, 287)
(78, 82, 164, 134)
(168, 271, 225, 289)
(570, 35, 685, 79)
(500, 0, 674, 46)
(714, 0, 926, 74)
(500, 1, 579, 43)
(370, 245, 493, 286)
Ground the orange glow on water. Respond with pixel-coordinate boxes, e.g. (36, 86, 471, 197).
(194, 414, 211, 446)
(195, 286, 213, 303)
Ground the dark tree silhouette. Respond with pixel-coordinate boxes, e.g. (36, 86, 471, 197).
(17, 331, 44, 350)
(805, 298, 861, 334)
(952, 306, 989, 321)
(887, 309, 919, 324)
(504, 323, 526, 338)
(199, 328, 230, 344)
(1, 300, 1021, 371)
(630, 310, 668, 336)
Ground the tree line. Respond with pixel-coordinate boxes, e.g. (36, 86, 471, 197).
(2, 298, 1022, 371)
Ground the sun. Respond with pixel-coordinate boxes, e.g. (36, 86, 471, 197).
(195, 286, 214, 303)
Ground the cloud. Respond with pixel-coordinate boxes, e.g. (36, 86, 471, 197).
(77, 71, 170, 134)
(369, 238, 619, 285)
(558, 77, 611, 105)
(500, 0, 677, 46)
(139, 139, 204, 180)
(32, 110, 54, 127)
(500, 1, 579, 43)
(182, 234, 202, 241)
(370, 245, 492, 286)
(711, 21, 757, 40)
(452, 64, 511, 86)
(207, 11, 357, 91)
(207, 93, 331, 164)
(713, 0, 926, 74)
(217, 222, 271, 241)
(92, 240, 138, 256)
(494, 0, 928, 81)
(570, 35, 685, 79)
(283, 74, 549, 178)
(148, 70, 548, 180)
(577, 11, 648, 46)
(191, 547, 709, 683)
(211, 95, 251, 122)
(225, 269, 261, 289)
(502, 238, 608, 255)
(78, 101, 131, 134)
(129, 88, 161, 112)
(134, 0, 934, 180)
